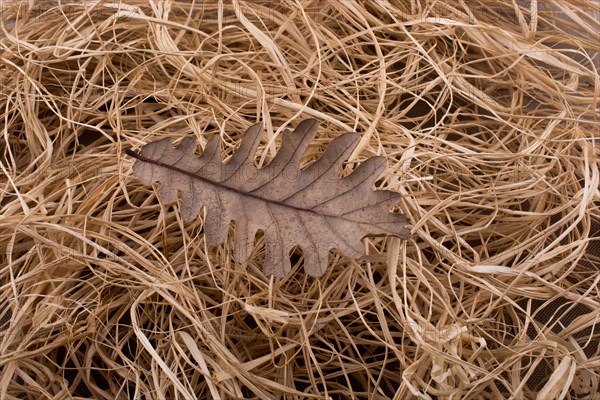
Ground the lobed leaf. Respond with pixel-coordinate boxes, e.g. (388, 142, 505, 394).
(126, 120, 410, 277)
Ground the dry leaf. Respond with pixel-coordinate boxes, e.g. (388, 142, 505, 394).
(126, 120, 410, 276)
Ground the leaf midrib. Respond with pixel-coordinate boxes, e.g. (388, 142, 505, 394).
(126, 148, 329, 216)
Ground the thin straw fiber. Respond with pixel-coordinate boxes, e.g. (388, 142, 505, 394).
(0, 1, 599, 399)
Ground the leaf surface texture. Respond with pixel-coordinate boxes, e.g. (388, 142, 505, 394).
(127, 120, 410, 276)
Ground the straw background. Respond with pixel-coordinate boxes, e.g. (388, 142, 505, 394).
(1, 1, 599, 399)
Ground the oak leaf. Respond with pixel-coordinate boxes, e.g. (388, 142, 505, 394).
(126, 120, 410, 277)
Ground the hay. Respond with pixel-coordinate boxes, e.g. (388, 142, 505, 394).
(1, 1, 598, 398)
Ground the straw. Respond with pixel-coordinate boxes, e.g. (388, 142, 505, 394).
(1, 1, 598, 398)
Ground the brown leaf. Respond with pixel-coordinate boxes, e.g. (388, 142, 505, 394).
(126, 120, 410, 277)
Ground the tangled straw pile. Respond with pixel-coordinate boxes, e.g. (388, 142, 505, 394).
(1, 1, 599, 399)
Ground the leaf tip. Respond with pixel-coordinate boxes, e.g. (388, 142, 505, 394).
(299, 118, 318, 131)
